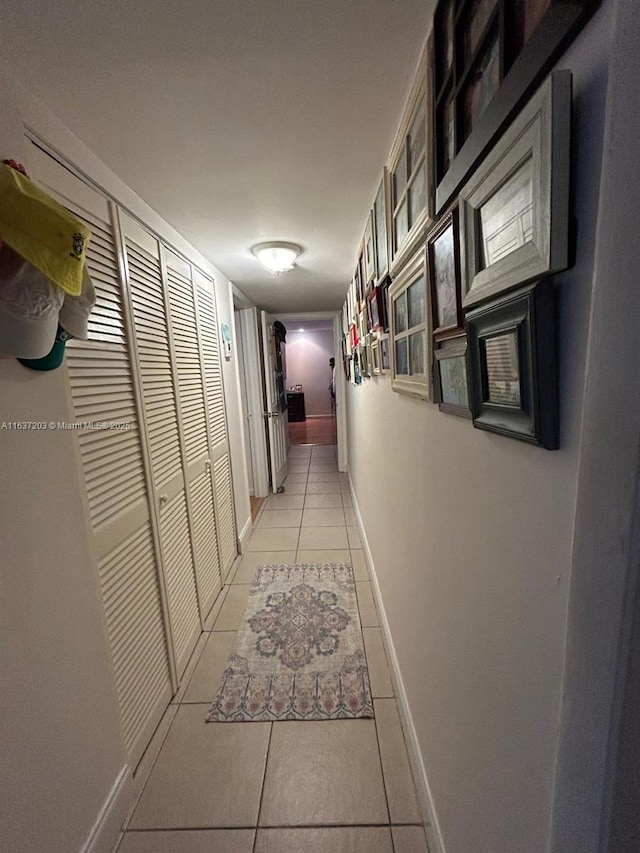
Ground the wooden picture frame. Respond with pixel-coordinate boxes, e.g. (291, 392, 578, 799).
(388, 43, 434, 275)
(460, 71, 571, 308)
(363, 213, 376, 286)
(433, 0, 600, 213)
(354, 250, 365, 309)
(371, 337, 382, 375)
(367, 286, 385, 332)
(427, 206, 464, 341)
(347, 276, 356, 325)
(435, 336, 471, 418)
(358, 336, 371, 379)
(373, 171, 390, 283)
(358, 307, 368, 339)
(389, 247, 433, 401)
(349, 322, 359, 350)
(379, 335, 391, 374)
(466, 279, 558, 449)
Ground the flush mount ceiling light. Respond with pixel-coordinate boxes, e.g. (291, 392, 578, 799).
(251, 241, 301, 275)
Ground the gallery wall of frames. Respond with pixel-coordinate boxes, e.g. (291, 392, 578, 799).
(341, 0, 600, 450)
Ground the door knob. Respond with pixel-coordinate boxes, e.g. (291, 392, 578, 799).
(159, 494, 169, 506)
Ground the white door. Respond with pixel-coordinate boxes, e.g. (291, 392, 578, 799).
(260, 311, 288, 492)
(164, 250, 222, 621)
(120, 214, 201, 680)
(195, 273, 238, 581)
(234, 310, 254, 494)
(28, 147, 173, 768)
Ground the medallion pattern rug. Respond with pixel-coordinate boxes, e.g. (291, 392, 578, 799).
(207, 563, 374, 721)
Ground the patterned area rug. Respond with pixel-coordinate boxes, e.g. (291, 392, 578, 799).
(207, 563, 374, 721)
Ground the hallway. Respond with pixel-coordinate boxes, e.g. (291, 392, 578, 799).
(115, 444, 428, 853)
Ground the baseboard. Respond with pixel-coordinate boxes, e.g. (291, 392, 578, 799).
(80, 765, 133, 853)
(237, 516, 252, 554)
(349, 474, 446, 853)
(305, 413, 332, 418)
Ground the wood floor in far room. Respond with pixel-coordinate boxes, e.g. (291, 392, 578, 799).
(288, 415, 337, 445)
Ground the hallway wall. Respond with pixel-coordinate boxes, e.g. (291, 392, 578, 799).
(284, 328, 335, 416)
(0, 72, 252, 853)
(344, 5, 613, 853)
(0, 78, 129, 853)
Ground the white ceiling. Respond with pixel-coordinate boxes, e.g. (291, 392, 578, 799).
(0, 0, 434, 313)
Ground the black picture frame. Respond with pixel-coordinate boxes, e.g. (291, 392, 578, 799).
(432, 0, 601, 214)
(465, 279, 558, 448)
(379, 276, 392, 332)
(435, 336, 472, 418)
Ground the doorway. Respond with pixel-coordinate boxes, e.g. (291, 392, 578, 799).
(277, 316, 338, 447)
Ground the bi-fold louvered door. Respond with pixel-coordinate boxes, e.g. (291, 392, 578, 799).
(28, 142, 239, 771)
(164, 249, 222, 617)
(194, 271, 237, 580)
(28, 147, 173, 769)
(119, 214, 201, 679)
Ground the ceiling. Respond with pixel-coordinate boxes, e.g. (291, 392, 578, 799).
(0, 0, 434, 313)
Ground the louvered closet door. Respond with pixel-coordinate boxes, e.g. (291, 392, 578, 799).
(28, 146, 172, 768)
(120, 214, 201, 679)
(164, 249, 222, 619)
(194, 271, 237, 580)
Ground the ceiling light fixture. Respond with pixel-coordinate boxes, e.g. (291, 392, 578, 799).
(298, 328, 305, 333)
(251, 241, 301, 275)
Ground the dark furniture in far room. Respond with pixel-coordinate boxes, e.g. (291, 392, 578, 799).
(286, 391, 306, 422)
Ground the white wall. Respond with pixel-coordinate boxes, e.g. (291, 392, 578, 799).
(345, 5, 613, 853)
(551, 1, 640, 849)
(284, 329, 335, 415)
(0, 69, 252, 851)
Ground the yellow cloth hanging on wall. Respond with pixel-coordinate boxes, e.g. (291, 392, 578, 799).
(0, 162, 90, 296)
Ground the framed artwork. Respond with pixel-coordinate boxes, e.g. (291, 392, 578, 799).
(389, 247, 433, 400)
(432, 0, 600, 213)
(367, 286, 385, 332)
(373, 172, 389, 283)
(349, 322, 359, 350)
(379, 335, 391, 374)
(388, 46, 433, 273)
(379, 277, 392, 332)
(358, 338, 370, 379)
(460, 71, 571, 308)
(353, 348, 361, 385)
(371, 337, 381, 375)
(466, 279, 558, 449)
(341, 337, 351, 380)
(435, 337, 471, 418)
(348, 277, 356, 324)
(354, 251, 365, 308)
(358, 307, 368, 339)
(427, 206, 463, 340)
(363, 213, 376, 286)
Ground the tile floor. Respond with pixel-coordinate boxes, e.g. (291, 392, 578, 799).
(116, 444, 428, 853)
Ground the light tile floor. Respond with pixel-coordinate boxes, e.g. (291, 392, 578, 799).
(117, 444, 428, 853)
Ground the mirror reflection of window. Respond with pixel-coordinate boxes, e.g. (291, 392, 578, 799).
(480, 158, 534, 268)
(483, 332, 521, 407)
